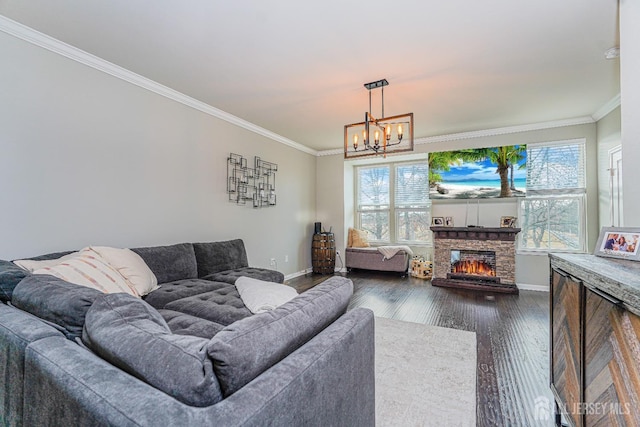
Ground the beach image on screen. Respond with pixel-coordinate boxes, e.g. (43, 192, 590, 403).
(428, 145, 526, 199)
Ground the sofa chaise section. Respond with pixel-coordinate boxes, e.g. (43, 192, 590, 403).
(16, 306, 374, 426)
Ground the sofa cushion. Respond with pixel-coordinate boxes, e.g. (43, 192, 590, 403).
(0, 260, 29, 302)
(158, 309, 225, 339)
(11, 274, 102, 340)
(143, 279, 231, 310)
(82, 293, 223, 407)
(131, 243, 197, 284)
(193, 240, 248, 277)
(207, 276, 353, 397)
(164, 286, 251, 326)
(32, 250, 140, 297)
(205, 267, 285, 285)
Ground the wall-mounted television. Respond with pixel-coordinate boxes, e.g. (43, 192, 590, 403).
(428, 145, 527, 199)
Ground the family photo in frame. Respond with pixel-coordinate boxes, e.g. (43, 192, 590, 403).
(594, 227, 640, 261)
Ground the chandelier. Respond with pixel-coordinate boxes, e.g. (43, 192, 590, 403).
(344, 79, 414, 159)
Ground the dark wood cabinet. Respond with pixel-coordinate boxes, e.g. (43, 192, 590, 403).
(550, 254, 640, 427)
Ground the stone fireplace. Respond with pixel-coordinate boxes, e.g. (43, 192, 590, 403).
(430, 227, 520, 293)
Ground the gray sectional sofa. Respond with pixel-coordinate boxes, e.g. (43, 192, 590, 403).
(0, 239, 375, 426)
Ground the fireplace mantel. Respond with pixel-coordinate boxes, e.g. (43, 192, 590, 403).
(430, 226, 521, 293)
(430, 227, 521, 242)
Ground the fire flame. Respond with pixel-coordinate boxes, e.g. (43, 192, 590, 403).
(452, 260, 496, 277)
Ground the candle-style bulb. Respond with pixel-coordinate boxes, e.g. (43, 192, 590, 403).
(385, 125, 391, 141)
(397, 124, 403, 141)
(374, 130, 380, 145)
(353, 134, 358, 150)
(363, 130, 367, 145)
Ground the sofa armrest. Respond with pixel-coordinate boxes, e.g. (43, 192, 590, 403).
(22, 308, 375, 427)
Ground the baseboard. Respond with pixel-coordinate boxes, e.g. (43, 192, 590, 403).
(517, 283, 549, 292)
(284, 268, 313, 281)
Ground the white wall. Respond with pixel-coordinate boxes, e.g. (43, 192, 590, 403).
(0, 31, 316, 275)
(596, 107, 622, 229)
(320, 122, 598, 287)
(620, 0, 640, 225)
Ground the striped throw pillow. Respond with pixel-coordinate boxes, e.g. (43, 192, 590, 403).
(33, 252, 139, 297)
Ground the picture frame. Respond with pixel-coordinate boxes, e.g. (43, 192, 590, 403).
(594, 227, 640, 261)
(445, 216, 454, 227)
(500, 216, 517, 228)
(432, 217, 444, 227)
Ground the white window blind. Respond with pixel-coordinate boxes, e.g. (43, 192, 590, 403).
(395, 163, 430, 207)
(395, 163, 431, 243)
(357, 166, 390, 209)
(526, 140, 586, 194)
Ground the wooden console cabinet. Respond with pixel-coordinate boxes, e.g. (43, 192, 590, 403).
(550, 254, 640, 427)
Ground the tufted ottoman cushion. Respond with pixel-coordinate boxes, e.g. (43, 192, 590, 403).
(164, 286, 251, 326)
(143, 279, 231, 309)
(205, 267, 285, 285)
(158, 309, 225, 339)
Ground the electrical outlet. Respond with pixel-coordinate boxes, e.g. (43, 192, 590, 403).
(336, 250, 340, 257)
(270, 258, 276, 267)
(284, 255, 289, 263)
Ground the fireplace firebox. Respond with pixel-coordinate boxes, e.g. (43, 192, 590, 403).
(431, 226, 520, 293)
(449, 250, 497, 282)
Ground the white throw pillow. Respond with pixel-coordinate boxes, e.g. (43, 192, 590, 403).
(88, 246, 158, 296)
(33, 251, 140, 297)
(13, 252, 80, 272)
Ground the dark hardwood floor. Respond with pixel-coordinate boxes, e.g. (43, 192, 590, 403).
(286, 270, 554, 427)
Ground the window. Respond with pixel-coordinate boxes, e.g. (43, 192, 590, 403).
(518, 140, 586, 252)
(356, 162, 431, 244)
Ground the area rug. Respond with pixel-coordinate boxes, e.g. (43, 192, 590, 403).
(375, 317, 477, 427)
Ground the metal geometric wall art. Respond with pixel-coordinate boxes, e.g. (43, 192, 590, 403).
(227, 153, 278, 208)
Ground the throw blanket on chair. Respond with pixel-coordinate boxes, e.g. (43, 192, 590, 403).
(377, 245, 413, 260)
(235, 276, 298, 314)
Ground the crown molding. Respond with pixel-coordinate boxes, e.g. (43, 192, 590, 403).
(414, 116, 595, 145)
(317, 116, 595, 156)
(592, 94, 621, 121)
(0, 15, 318, 156)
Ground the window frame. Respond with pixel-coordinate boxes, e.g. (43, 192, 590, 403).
(355, 161, 432, 246)
(517, 139, 587, 254)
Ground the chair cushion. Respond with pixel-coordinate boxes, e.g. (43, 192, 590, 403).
(11, 274, 102, 340)
(131, 243, 197, 284)
(82, 293, 223, 407)
(207, 276, 353, 397)
(0, 260, 29, 302)
(193, 240, 248, 277)
(205, 267, 284, 285)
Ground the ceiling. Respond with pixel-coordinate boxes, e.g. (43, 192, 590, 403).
(0, 1, 620, 152)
